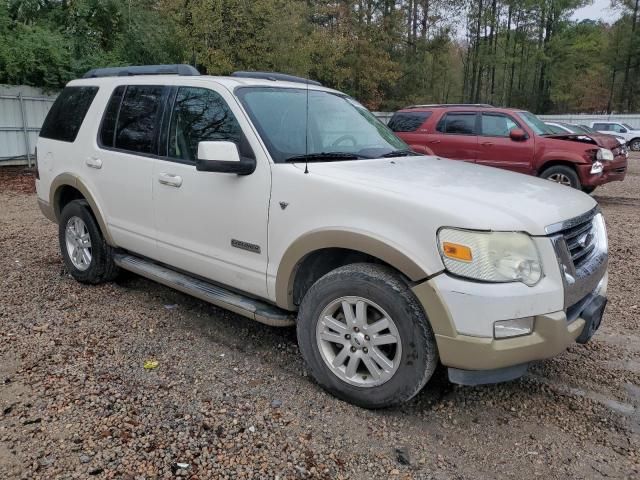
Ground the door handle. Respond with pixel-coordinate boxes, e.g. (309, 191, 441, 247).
(158, 173, 183, 188)
(428, 140, 441, 144)
(86, 157, 102, 169)
(481, 142, 494, 146)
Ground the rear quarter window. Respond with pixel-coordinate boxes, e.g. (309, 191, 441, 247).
(388, 112, 432, 132)
(39, 86, 99, 142)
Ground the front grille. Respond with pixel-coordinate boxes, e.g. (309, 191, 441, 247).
(559, 216, 596, 268)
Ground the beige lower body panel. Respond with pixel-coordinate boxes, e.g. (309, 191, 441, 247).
(412, 278, 586, 371)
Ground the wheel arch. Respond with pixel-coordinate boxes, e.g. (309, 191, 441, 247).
(538, 159, 580, 175)
(275, 229, 429, 310)
(50, 173, 115, 245)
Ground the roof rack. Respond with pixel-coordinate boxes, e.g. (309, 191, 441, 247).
(405, 103, 495, 109)
(231, 71, 322, 86)
(83, 64, 200, 79)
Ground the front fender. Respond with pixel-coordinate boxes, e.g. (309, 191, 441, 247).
(275, 228, 429, 310)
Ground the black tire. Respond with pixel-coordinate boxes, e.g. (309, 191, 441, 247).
(582, 186, 596, 194)
(539, 164, 581, 190)
(629, 138, 640, 151)
(296, 263, 438, 408)
(58, 199, 118, 284)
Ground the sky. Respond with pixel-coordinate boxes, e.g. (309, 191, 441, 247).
(571, 0, 622, 23)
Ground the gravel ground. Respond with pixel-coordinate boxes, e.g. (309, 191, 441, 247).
(1, 160, 639, 479)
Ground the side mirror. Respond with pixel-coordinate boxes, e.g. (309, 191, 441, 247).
(619, 127, 628, 133)
(196, 141, 256, 175)
(509, 128, 527, 141)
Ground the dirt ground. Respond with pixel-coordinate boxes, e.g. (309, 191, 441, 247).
(1, 159, 639, 479)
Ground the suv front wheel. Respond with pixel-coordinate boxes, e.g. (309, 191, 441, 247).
(59, 200, 118, 284)
(297, 263, 438, 408)
(540, 165, 581, 190)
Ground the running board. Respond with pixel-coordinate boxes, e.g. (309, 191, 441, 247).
(113, 253, 295, 327)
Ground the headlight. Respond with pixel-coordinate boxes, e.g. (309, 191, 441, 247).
(437, 229, 543, 286)
(596, 148, 614, 161)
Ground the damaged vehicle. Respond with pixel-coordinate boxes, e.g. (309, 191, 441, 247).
(389, 105, 628, 193)
(36, 66, 608, 408)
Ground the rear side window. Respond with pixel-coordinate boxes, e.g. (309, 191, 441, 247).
(388, 112, 431, 132)
(114, 85, 164, 154)
(593, 123, 610, 131)
(99, 86, 125, 147)
(40, 86, 98, 142)
(436, 113, 476, 135)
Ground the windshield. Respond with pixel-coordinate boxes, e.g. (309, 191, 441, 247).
(572, 124, 593, 134)
(517, 111, 555, 135)
(236, 87, 407, 163)
(623, 123, 634, 130)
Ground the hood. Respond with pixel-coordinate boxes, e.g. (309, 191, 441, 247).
(306, 156, 596, 236)
(546, 133, 619, 150)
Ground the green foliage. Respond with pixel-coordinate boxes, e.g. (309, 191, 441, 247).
(1, 0, 639, 112)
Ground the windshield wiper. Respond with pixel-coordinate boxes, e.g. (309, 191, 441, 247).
(380, 149, 420, 158)
(284, 152, 366, 162)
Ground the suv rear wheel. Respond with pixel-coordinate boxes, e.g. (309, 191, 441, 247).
(296, 263, 438, 408)
(59, 200, 118, 284)
(630, 138, 640, 151)
(540, 165, 581, 189)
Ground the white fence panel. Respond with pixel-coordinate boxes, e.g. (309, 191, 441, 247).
(0, 85, 57, 166)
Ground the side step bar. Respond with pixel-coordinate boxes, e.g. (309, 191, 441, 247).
(113, 253, 295, 327)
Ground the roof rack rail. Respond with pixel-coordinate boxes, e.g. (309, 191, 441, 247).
(83, 64, 200, 79)
(231, 71, 322, 86)
(406, 103, 495, 109)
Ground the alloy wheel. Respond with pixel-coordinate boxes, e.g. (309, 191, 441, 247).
(65, 216, 92, 271)
(547, 173, 572, 187)
(315, 296, 402, 387)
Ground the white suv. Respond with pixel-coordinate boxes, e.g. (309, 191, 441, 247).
(591, 121, 640, 151)
(36, 65, 609, 408)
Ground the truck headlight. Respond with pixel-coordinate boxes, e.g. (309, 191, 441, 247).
(437, 229, 543, 286)
(596, 148, 614, 161)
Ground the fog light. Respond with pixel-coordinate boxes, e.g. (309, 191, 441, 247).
(590, 161, 603, 174)
(494, 317, 534, 339)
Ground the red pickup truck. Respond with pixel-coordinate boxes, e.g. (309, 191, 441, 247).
(388, 105, 628, 192)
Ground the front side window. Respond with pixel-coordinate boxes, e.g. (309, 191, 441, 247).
(388, 111, 432, 132)
(612, 124, 627, 133)
(436, 113, 477, 135)
(481, 114, 520, 137)
(168, 87, 242, 161)
(40, 86, 99, 142)
(516, 111, 554, 135)
(236, 87, 406, 163)
(114, 85, 164, 154)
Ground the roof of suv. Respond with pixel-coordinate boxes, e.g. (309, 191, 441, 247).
(397, 104, 524, 114)
(70, 64, 341, 94)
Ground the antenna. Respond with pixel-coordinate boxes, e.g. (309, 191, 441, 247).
(304, 77, 310, 174)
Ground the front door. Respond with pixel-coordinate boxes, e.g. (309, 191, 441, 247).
(476, 112, 534, 175)
(152, 85, 271, 298)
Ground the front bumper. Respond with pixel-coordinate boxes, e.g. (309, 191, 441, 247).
(579, 155, 628, 186)
(413, 279, 605, 371)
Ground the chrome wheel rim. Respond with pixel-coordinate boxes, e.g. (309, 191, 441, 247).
(547, 173, 572, 187)
(631, 141, 640, 151)
(65, 216, 92, 271)
(316, 296, 402, 387)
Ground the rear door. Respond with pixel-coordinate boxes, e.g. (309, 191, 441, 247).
(476, 112, 534, 174)
(87, 84, 166, 258)
(430, 112, 478, 162)
(387, 111, 432, 153)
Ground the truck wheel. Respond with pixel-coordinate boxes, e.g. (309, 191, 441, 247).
(630, 138, 640, 151)
(296, 263, 438, 408)
(540, 165, 581, 189)
(58, 200, 118, 284)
